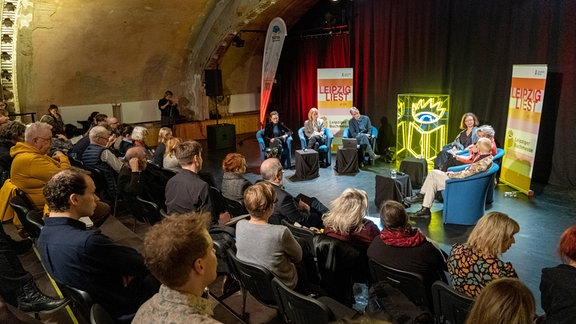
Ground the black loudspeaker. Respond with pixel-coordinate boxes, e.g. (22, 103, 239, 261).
(205, 69, 223, 97)
(207, 124, 236, 150)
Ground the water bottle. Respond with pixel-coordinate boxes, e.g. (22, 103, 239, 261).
(390, 168, 397, 179)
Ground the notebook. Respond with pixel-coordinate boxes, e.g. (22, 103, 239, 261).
(342, 138, 358, 149)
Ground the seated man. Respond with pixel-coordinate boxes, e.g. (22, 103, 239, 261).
(38, 170, 159, 319)
(0, 224, 69, 313)
(81, 126, 123, 198)
(165, 141, 230, 224)
(348, 107, 379, 165)
(405, 137, 494, 217)
(69, 113, 109, 160)
(260, 158, 327, 229)
(133, 212, 222, 323)
(118, 146, 172, 211)
(10, 122, 70, 210)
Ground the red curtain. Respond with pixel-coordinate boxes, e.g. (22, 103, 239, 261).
(278, 33, 350, 131)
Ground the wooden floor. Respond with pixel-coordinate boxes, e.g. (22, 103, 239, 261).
(5, 134, 576, 323)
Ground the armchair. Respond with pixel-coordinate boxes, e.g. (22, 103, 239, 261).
(298, 127, 334, 166)
(256, 129, 293, 167)
(442, 163, 500, 225)
(343, 126, 378, 164)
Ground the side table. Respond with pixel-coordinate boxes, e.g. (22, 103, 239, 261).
(292, 149, 319, 180)
(335, 148, 359, 175)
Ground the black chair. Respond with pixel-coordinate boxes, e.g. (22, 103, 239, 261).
(271, 277, 357, 324)
(431, 281, 474, 324)
(26, 210, 45, 233)
(135, 196, 163, 225)
(90, 304, 115, 324)
(226, 249, 277, 317)
(223, 196, 248, 217)
(9, 189, 41, 239)
(282, 219, 315, 256)
(314, 235, 368, 306)
(60, 284, 94, 323)
(368, 258, 429, 308)
(208, 186, 229, 224)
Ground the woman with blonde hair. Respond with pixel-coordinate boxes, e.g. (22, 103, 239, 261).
(322, 188, 379, 246)
(152, 127, 172, 167)
(447, 211, 519, 297)
(303, 107, 325, 151)
(220, 153, 251, 201)
(162, 137, 182, 172)
(465, 278, 535, 324)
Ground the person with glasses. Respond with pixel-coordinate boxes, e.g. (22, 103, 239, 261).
(82, 126, 124, 198)
(10, 122, 70, 210)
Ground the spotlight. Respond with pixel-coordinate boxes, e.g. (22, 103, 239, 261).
(232, 34, 245, 47)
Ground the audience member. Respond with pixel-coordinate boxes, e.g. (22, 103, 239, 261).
(39, 104, 65, 136)
(260, 158, 327, 228)
(322, 188, 379, 246)
(220, 153, 251, 202)
(165, 141, 230, 224)
(162, 136, 181, 172)
(540, 225, 576, 324)
(441, 124, 498, 171)
(69, 114, 109, 159)
(465, 278, 535, 324)
(0, 121, 25, 182)
(303, 107, 325, 151)
(133, 212, 221, 323)
(405, 137, 494, 217)
(236, 182, 303, 290)
(0, 107, 9, 125)
(106, 116, 119, 133)
(264, 111, 293, 169)
(118, 146, 171, 211)
(152, 127, 172, 167)
(10, 122, 70, 210)
(115, 123, 135, 156)
(82, 126, 123, 197)
(447, 211, 519, 297)
(38, 170, 159, 319)
(0, 224, 69, 313)
(434, 112, 479, 169)
(367, 200, 447, 288)
(348, 106, 380, 164)
(131, 126, 152, 158)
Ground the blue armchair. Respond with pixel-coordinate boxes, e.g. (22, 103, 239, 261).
(450, 148, 505, 205)
(297, 127, 334, 166)
(343, 126, 378, 164)
(256, 129, 293, 167)
(442, 163, 500, 225)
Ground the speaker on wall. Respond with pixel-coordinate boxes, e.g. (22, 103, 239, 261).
(205, 69, 223, 97)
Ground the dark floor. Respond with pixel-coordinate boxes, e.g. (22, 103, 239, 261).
(5, 134, 576, 323)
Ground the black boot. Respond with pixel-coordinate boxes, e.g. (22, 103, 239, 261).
(412, 206, 431, 218)
(16, 281, 69, 313)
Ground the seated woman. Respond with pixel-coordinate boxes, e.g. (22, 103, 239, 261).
(116, 123, 135, 156)
(236, 182, 302, 290)
(441, 124, 498, 171)
(163, 137, 182, 172)
(434, 112, 479, 170)
(447, 211, 519, 297)
(220, 153, 251, 202)
(39, 104, 65, 136)
(540, 225, 576, 323)
(466, 278, 535, 324)
(303, 107, 325, 151)
(264, 111, 293, 168)
(152, 127, 172, 167)
(322, 188, 379, 247)
(367, 200, 447, 288)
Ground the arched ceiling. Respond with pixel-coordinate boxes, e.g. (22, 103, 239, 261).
(15, 0, 318, 116)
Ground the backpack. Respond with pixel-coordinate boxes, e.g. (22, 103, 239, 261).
(365, 281, 434, 324)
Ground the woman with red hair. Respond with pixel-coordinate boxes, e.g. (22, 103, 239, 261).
(540, 225, 576, 324)
(220, 153, 251, 201)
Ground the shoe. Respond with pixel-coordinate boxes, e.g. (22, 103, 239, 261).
(411, 207, 431, 218)
(405, 193, 424, 204)
(11, 239, 32, 255)
(313, 142, 320, 151)
(16, 281, 69, 313)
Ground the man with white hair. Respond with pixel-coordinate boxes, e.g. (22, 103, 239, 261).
(82, 126, 123, 197)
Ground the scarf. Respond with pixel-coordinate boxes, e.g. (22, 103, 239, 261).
(380, 228, 426, 247)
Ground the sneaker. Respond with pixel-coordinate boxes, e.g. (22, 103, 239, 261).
(405, 193, 424, 204)
(411, 207, 431, 218)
